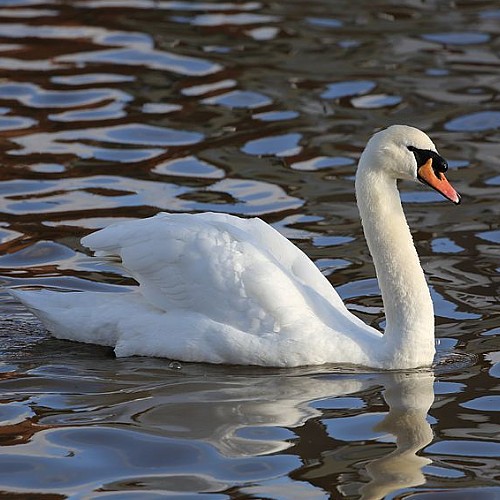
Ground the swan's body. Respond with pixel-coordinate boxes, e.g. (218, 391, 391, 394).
(10, 125, 460, 369)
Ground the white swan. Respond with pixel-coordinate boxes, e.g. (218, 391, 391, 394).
(10, 125, 460, 369)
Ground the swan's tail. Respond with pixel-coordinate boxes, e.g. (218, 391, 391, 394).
(8, 288, 127, 347)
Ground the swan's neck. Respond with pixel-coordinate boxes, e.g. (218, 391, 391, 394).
(355, 159, 435, 366)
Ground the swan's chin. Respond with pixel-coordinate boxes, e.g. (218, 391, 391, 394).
(417, 158, 461, 204)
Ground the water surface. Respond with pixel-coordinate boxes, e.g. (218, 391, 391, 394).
(0, 0, 498, 498)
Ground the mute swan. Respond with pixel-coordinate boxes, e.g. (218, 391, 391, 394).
(10, 125, 460, 369)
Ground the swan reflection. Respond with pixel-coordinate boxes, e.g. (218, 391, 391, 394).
(0, 352, 435, 498)
(90, 363, 435, 497)
(361, 372, 434, 499)
(288, 370, 434, 499)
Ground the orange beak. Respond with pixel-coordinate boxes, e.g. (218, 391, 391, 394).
(417, 158, 461, 204)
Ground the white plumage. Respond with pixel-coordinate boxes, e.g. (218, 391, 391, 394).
(10, 125, 460, 369)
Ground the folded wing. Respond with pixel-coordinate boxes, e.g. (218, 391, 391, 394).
(82, 212, 350, 335)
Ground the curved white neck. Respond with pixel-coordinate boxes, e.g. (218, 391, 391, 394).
(355, 157, 435, 366)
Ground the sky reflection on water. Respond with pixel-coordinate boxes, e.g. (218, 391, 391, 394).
(0, 0, 498, 498)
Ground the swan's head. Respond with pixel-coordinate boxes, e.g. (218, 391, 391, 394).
(360, 125, 461, 204)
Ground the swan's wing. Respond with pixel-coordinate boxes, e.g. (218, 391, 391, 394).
(195, 212, 345, 302)
(82, 212, 350, 334)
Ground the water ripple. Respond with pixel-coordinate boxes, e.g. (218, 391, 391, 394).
(9, 123, 203, 158)
(0, 82, 131, 109)
(321, 80, 375, 100)
(52, 73, 136, 85)
(77, 1, 262, 11)
(0, 8, 58, 18)
(445, 111, 500, 132)
(422, 32, 490, 45)
(0, 1, 498, 497)
(182, 79, 236, 96)
(48, 102, 127, 122)
(58, 47, 222, 76)
(242, 133, 302, 157)
(174, 13, 279, 27)
(0, 23, 151, 47)
(351, 94, 402, 109)
(203, 90, 272, 109)
(152, 156, 225, 179)
(0, 115, 37, 132)
(2, 175, 301, 216)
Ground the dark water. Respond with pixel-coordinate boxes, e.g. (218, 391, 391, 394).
(0, 0, 499, 498)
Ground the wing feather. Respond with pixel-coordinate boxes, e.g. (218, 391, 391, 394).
(82, 212, 349, 335)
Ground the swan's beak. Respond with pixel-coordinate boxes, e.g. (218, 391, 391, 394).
(417, 158, 461, 204)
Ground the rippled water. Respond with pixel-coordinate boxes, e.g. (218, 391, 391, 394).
(0, 1, 499, 498)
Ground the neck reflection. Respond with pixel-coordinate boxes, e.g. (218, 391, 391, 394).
(288, 369, 435, 499)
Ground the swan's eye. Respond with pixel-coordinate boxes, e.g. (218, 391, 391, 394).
(407, 146, 448, 175)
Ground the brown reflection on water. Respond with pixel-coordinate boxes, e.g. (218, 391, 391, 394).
(0, 0, 499, 498)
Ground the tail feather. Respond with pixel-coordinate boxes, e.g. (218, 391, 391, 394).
(8, 288, 132, 347)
